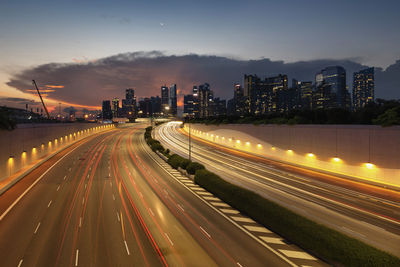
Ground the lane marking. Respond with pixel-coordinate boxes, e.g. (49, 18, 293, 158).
(230, 216, 256, 223)
(197, 191, 213, 196)
(243, 225, 271, 233)
(165, 233, 174, 246)
(69, 168, 71, 171)
(75, 249, 79, 266)
(260, 236, 285, 244)
(220, 208, 239, 214)
(116, 212, 120, 222)
(200, 226, 211, 238)
(178, 204, 185, 212)
(203, 196, 220, 201)
(124, 240, 130, 255)
(34, 222, 41, 234)
(210, 202, 230, 208)
(279, 249, 317, 260)
(47, 200, 52, 208)
(18, 259, 23, 267)
(82, 197, 85, 205)
(64, 175, 67, 180)
(237, 262, 243, 267)
(79, 217, 82, 228)
(149, 208, 155, 217)
(56, 185, 60, 191)
(112, 194, 116, 201)
(84, 184, 87, 189)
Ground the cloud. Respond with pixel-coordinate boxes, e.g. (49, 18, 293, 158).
(6, 51, 400, 109)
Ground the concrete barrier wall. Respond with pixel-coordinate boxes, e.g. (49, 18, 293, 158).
(184, 124, 400, 187)
(0, 123, 114, 182)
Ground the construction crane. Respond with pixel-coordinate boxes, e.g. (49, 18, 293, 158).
(32, 80, 50, 119)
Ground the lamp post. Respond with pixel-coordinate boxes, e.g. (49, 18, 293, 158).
(188, 118, 192, 161)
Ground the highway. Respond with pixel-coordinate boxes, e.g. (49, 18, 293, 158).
(155, 122, 400, 257)
(0, 123, 325, 267)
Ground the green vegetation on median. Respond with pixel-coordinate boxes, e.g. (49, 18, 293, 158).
(194, 169, 400, 267)
(144, 125, 400, 266)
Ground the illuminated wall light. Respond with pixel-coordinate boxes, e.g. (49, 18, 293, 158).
(307, 153, 315, 158)
(271, 146, 276, 151)
(332, 157, 341, 163)
(246, 141, 250, 146)
(222, 137, 225, 140)
(228, 138, 232, 142)
(365, 163, 375, 169)
(211, 134, 214, 137)
(287, 149, 293, 154)
(257, 144, 262, 148)
(32, 147, 37, 153)
(236, 140, 241, 144)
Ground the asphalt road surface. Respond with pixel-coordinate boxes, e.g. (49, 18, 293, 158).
(155, 121, 400, 257)
(0, 123, 326, 267)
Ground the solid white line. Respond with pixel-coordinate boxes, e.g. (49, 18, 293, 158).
(56, 185, 60, 191)
(75, 249, 79, 266)
(165, 233, 174, 246)
(116, 212, 120, 222)
(47, 200, 52, 208)
(200, 226, 211, 238)
(34, 222, 41, 234)
(124, 240, 130, 255)
(17, 259, 23, 267)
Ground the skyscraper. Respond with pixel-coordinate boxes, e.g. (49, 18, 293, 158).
(111, 97, 119, 118)
(183, 94, 194, 118)
(161, 85, 169, 115)
(169, 84, 177, 116)
(124, 88, 136, 121)
(353, 68, 374, 110)
(314, 66, 350, 109)
(102, 100, 112, 120)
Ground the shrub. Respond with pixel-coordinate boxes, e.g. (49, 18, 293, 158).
(194, 169, 400, 267)
(186, 162, 205, 175)
(167, 154, 186, 169)
(180, 158, 192, 170)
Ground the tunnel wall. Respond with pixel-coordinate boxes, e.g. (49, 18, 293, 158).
(184, 124, 400, 187)
(0, 123, 114, 182)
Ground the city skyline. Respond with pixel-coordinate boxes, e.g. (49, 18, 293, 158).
(1, 0, 400, 111)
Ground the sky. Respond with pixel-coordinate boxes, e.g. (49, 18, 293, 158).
(1, 0, 399, 112)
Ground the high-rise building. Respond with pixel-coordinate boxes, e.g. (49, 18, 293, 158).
(353, 67, 374, 110)
(183, 94, 194, 118)
(161, 85, 169, 115)
(293, 80, 313, 110)
(233, 83, 245, 116)
(124, 88, 136, 121)
(213, 98, 227, 117)
(102, 100, 112, 120)
(198, 83, 213, 118)
(192, 86, 199, 118)
(111, 98, 119, 118)
(169, 84, 177, 116)
(314, 66, 350, 109)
